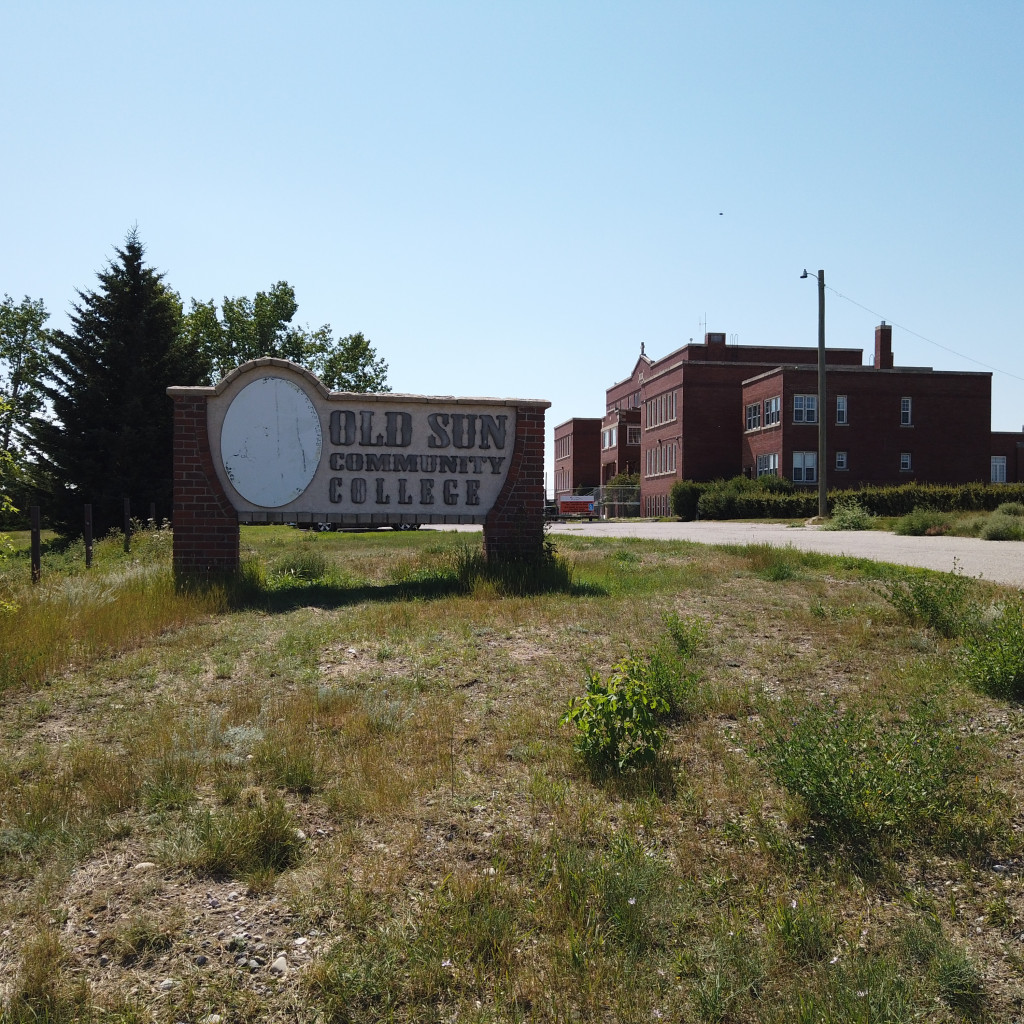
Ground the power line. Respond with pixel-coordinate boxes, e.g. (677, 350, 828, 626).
(824, 284, 1024, 384)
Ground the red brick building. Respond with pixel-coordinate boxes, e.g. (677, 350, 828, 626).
(991, 432, 1024, 485)
(553, 417, 601, 499)
(599, 408, 641, 483)
(559, 324, 1022, 514)
(631, 331, 862, 514)
(742, 324, 993, 487)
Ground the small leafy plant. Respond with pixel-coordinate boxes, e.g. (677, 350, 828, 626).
(663, 610, 708, 659)
(757, 699, 1004, 858)
(879, 563, 979, 640)
(958, 600, 1024, 700)
(561, 656, 668, 774)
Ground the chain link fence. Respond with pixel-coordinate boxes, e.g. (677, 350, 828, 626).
(593, 485, 641, 519)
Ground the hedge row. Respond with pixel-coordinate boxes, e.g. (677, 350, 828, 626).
(670, 478, 1024, 521)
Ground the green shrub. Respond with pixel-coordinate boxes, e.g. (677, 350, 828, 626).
(697, 486, 816, 520)
(879, 565, 979, 640)
(670, 482, 1024, 523)
(959, 601, 1024, 700)
(979, 512, 1024, 541)
(994, 501, 1024, 517)
(670, 480, 702, 520)
(757, 700, 1004, 857)
(894, 506, 953, 536)
(561, 656, 668, 774)
(757, 474, 794, 494)
(830, 482, 1024, 517)
(606, 472, 639, 488)
(821, 498, 875, 531)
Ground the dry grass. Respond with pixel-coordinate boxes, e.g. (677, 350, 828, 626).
(0, 525, 1022, 1022)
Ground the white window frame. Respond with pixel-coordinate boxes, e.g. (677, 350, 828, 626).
(901, 397, 912, 426)
(900, 452, 912, 472)
(991, 456, 1007, 484)
(793, 451, 817, 483)
(836, 395, 847, 425)
(764, 395, 780, 427)
(555, 435, 571, 460)
(602, 427, 617, 450)
(645, 442, 678, 478)
(835, 451, 848, 471)
(793, 394, 818, 423)
(627, 425, 641, 446)
(756, 452, 778, 477)
(745, 403, 761, 430)
(645, 390, 677, 429)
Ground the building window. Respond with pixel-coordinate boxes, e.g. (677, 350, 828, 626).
(900, 452, 912, 472)
(793, 394, 818, 423)
(835, 451, 848, 471)
(602, 427, 617, 450)
(756, 452, 778, 477)
(645, 390, 677, 429)
(745, 403, 761, 430)
(992, 456, 1007, 484)
(793, 451, 817, 483)
(901, 397, 913, 426)
(646, 494, 670, 516)
(836, 395, 847, 425)
(645, 442, 677, 478)
(627, 425, 641, 446)
(555, 435, 571, 460)
(764, 396, 780, 426)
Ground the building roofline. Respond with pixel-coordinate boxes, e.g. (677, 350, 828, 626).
(739, 364, 992, 386)
(552, 416, 603, 431)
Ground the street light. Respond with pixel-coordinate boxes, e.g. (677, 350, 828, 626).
(800, 269, 827, 519)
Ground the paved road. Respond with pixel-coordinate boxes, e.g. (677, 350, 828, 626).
(430, 522, 1024, 587)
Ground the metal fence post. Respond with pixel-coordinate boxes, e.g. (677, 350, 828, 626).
(84, 504, 93, 568)
(31, 506, 41, 584)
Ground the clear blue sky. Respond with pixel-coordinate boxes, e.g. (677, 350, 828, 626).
(3, 1, 1022, 488)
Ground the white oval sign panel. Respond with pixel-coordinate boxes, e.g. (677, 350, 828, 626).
(220, 377, 323, 506)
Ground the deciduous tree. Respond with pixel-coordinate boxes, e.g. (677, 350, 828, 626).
(184, 282, 388, 391)
(0, 294, 53, 455)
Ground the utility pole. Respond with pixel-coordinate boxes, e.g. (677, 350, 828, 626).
(802, 269, 828, 519)
(815, 269, 827, 519)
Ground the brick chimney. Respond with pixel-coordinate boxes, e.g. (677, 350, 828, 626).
(874, 321, 893, 369)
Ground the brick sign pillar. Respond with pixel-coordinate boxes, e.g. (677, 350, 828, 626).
(483, 403, 547, 561)
(171, 392, 240, 574)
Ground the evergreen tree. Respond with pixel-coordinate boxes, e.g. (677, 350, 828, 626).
(29, 232, 208, 536)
